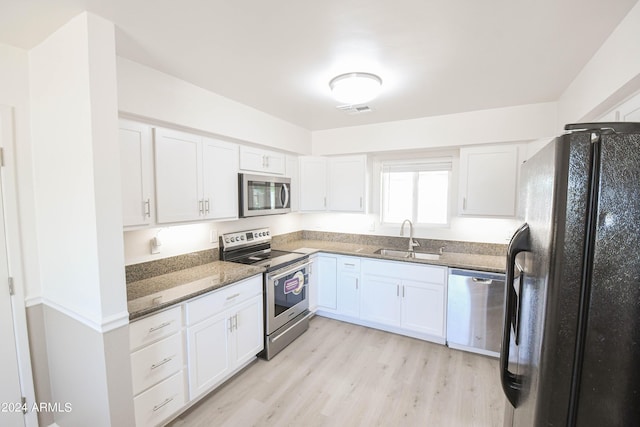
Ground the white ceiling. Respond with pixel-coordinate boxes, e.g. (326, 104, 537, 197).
(1, 0, 637, 130)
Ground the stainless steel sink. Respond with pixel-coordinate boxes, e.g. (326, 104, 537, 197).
(374, 248, 441, 261)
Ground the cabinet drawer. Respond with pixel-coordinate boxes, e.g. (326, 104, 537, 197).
(130, 306, 182, 351)
(134, 371, 186, 427)
(186, 275, 262, 326)
(131, 332, 184, 395)
(338, 257, 361, 272)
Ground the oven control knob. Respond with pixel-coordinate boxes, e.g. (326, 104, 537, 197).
(266, 231, 270, 235)
(225, 237, 230, 243)
(230, 237, 236, 242)
(240, 236, 245, 240)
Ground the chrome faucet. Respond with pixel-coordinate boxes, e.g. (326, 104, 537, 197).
(400, 219, 420, 252)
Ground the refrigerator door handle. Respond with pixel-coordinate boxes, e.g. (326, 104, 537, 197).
(500, 223, 530, 408)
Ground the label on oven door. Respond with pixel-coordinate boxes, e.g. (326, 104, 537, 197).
(283, 271, 305, 295)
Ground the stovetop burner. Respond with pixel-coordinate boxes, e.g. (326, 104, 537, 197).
(220, 228, 307, 271)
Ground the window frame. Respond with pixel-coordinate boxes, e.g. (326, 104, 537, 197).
(379, 157, 453, 228)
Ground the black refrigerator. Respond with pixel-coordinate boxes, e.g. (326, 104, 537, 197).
(500, 122, 640, 427)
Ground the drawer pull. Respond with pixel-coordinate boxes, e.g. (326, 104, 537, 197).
(226, 293, 241, 300)
(152, 397, 174, 412)
(148, 321, 171, 333)
(344, 263, 355, 267)
(150, 357, 172, 370)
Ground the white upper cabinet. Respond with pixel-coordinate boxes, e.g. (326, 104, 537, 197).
(239, 146, 286, 175)
(458, 144, 519, 217)
(154, 128, 239, 224)
(299, 155, 367, 212)
(202, 137, 239, 220)
(327, 155, 366, 212)
(119, 120, 154, 227)
(617, 92, 640, 122)
(154, 128, 203, 223)
(299, 156, 327, 211)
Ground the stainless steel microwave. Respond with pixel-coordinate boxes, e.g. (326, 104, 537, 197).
(239, 173, 291, 217)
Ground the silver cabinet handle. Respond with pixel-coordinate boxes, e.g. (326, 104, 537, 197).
(150, 357, 172, 370)
(356, 278, 359, 290)
(226, 293, 240, 300)
(402, 286, 405, 298)
(228, 318, 233, 333)
(344, 263, 355, 267)
(323, 196, 327, 208)
(152, 397, 173, 412)
(463, 197, 467, 210)
(396, 285, 399, 297)
(198, 200, 204, 215)
(233, 314, 238, 331)
(205, 198, 210, 214)
(360, 197, 363, 208)
(144, 198, 151, 218)
(148, 321, 171, 333)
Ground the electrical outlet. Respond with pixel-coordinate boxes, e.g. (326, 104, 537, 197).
(210, 228, 218, 244)
(368, 221, 376, 232)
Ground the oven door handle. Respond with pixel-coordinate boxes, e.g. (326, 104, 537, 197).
(270, 261, 312, 281)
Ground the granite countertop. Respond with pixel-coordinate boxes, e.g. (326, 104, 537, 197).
(273, 239, 506, 273)
(127, 261, 264, 320)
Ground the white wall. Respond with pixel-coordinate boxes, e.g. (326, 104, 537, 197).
(123, 213, 302, 265)
(29, 12, 127, 329)
(558, 0, 640, 126)
(117, 57, 313, 155)
(311, 102, 557, 155)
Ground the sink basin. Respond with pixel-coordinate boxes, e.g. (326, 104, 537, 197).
(374, 248, 441, 261)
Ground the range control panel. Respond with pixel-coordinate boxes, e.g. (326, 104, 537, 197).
(221, 227, 271, 249)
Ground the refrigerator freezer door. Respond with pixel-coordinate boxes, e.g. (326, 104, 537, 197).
(572, 131, 640, 426)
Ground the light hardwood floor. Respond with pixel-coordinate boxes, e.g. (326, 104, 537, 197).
(168, 316, 505, 427)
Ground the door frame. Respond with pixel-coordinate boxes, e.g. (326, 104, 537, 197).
(1, 104, 37, 427)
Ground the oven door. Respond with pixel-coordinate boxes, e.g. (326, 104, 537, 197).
(240, 173, 291, 217)
(266, 258, 310, 334)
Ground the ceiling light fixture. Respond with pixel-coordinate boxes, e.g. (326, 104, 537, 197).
(329, 72, 382, 105)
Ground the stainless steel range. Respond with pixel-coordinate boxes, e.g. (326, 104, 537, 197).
(220, 228, 311, 360)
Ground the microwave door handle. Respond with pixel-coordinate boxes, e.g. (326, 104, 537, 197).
(500, 223, 529, 408)
(281, 183, 290, 208)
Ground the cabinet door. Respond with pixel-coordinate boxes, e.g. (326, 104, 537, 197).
(231, 295, 264, 368)
(360, 275, 401, 327)
(459, 145, 518, 217)
(316, 255, 337, 311)
(187, 311, 230, 399)
(327, 155, 366, 212)
(401, 280, 445, 337)
(337, 271, 360, 318)
(202, 138, 239, 220)
(154, 128, 202, 223)
(299, 156, 327, 211)
(239, 146, 285, 174)
(119, 120, 153, 227)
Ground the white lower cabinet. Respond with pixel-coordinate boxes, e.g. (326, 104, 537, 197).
(336, 257, 361, 318)
(185, 276, 263, 400)
(129, 275, 263, 426)
(316, 254, 338, 312)
(130, 306, 186, 427)
(360, 275, 401, 326)
(133, 372, 186, 427)
(317, 254, 447, 344)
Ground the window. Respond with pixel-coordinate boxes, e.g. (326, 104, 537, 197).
(381, 158, 452, 225)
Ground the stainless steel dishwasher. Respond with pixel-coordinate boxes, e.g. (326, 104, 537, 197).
(447, 268, 505, 357)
